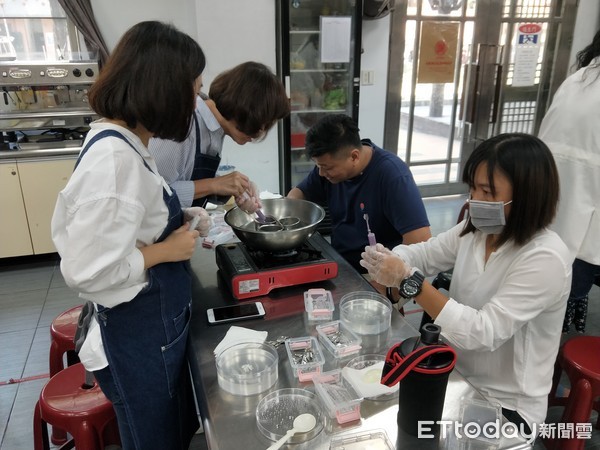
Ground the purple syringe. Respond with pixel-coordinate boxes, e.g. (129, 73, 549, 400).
(360, 202, 377, 246)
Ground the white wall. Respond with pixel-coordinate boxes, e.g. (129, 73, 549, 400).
(194, 0, 279, 194)
(357, 16, 390, 146)
(91, 0, 281, 194)
(568, 0, 600, 72)
(92, 0, 199, 48)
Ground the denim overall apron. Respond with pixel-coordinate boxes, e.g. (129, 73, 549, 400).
(75, 130, 199, 449)
(190, 113, 221, 207)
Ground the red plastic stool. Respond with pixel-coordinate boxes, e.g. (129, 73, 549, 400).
(549, 336, 600, 429)
(544, 378, 594, 450)
(33, 363, 120, 450)
(50, 304, 82, 377)
(49, 304, 83, 444)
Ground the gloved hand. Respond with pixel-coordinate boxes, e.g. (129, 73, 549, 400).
(235, 181, 262, 214)
(360, 243, 412, 287)
(183, 207, 212, 237)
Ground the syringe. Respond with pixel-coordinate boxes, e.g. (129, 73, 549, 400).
(360, 202, 377, 246)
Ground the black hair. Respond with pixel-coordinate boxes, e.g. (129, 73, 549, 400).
(305, 114, 362, 158)
(577, 29, 600, 70)
(89, 21, 206, 141)
(460, 133, 559, 247)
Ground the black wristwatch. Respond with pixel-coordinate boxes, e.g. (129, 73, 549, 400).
(399, 269, 425, 299)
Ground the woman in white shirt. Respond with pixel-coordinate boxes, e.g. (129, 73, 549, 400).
(539, 30, 600, 333)
(361, 133, 571, 437)
(52, 21, 210, 450)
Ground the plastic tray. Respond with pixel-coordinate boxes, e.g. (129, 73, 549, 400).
(304, 288, 335, 321)
(313, 369, 363, 424)
(316, 320, 362, 358)
(329, 429, 394, 450)
(285, 336, 325, 382)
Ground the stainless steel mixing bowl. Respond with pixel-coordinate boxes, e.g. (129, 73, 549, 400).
(224, 198, 325, 252)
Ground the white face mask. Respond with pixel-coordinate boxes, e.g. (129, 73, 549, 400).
(468, 199, 513, 235)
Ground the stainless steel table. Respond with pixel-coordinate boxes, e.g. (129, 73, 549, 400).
(188, 233, 530, 449)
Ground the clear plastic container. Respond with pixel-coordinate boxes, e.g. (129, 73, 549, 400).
(329, 429, 394, 450)
(313, 369, 363, 424)
(255, 388, 324, 444)
(215, 342, 278, 396)
(285, 336, 325, 382)
(316, 320, 362, 358)
(340, 291, 392, 335)
(304, 288, 335, 321)
(459, 397, 502, 444)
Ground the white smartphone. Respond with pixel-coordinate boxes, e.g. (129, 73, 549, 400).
(206, 302, 266, 325)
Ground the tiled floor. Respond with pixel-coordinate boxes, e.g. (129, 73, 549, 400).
(1, 194, 598, 449)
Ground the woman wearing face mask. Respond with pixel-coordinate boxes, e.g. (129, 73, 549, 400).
(361, 133, 571, 437)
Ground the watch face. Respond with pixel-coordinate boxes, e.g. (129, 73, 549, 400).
(403, 280, 420, 297)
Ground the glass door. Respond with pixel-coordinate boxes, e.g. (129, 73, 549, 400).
(384, 0, 577, 197)
(277, 0, 362, 195)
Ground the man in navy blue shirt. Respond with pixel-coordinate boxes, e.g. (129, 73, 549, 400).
(288, 114, 431, 279)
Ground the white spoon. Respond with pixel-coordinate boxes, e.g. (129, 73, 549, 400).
(266, 413, 317, 450)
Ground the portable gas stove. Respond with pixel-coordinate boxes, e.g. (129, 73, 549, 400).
(215, 234, 339, 300)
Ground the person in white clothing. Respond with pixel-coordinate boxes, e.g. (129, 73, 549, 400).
(51, 21, 210, 450)
(539, 29, 600, 333)
(361, 133, 571, 437)
(148, 61, 290, 209)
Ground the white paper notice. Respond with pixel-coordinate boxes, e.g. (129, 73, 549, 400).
(320, 16, 352, 63)
(513, 45, 540, 87)
(513, 24, 542, 87)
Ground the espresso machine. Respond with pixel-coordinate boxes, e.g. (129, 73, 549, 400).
(0, 61, 99, 150)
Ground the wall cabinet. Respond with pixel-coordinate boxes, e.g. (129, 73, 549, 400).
(0, 157, 75, 258)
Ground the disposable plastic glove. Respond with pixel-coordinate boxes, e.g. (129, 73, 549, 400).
(359, 243, 412, 287)
(235, 181, 262, 214)
(183, 207, 212, 237)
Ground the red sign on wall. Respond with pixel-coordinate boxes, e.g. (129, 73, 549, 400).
(519, 23, 542, 34)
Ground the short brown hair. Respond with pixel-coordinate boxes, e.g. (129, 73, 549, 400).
(89, 21, 205, 142)
(460, 133, 560, 247)
(209, 61, 290, 138)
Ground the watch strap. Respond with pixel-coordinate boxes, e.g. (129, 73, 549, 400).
(411, 269, 425, 285)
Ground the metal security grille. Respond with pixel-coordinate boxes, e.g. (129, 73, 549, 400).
(504, 0, 553, 18)
(384, 0, 577, 197)
(497, 0, 566, 139)
(500, 101, 536, 133)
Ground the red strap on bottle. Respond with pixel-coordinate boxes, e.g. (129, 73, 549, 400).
(380, 343, 457, 387)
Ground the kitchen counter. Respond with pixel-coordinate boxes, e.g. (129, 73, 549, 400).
(187, 233, 530, 449)
(0, 146, 80, 160)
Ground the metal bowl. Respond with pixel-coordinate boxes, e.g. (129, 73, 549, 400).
(224, 198, 325, 252)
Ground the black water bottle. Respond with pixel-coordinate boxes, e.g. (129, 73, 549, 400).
(397, 323, 456, 436)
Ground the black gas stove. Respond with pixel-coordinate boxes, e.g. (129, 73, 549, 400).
(215, 234, 339, 300)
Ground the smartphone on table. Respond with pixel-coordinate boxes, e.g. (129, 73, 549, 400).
(206, 302, 266, 325)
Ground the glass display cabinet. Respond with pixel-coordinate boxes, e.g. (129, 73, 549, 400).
(277, 0, 363, 194)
